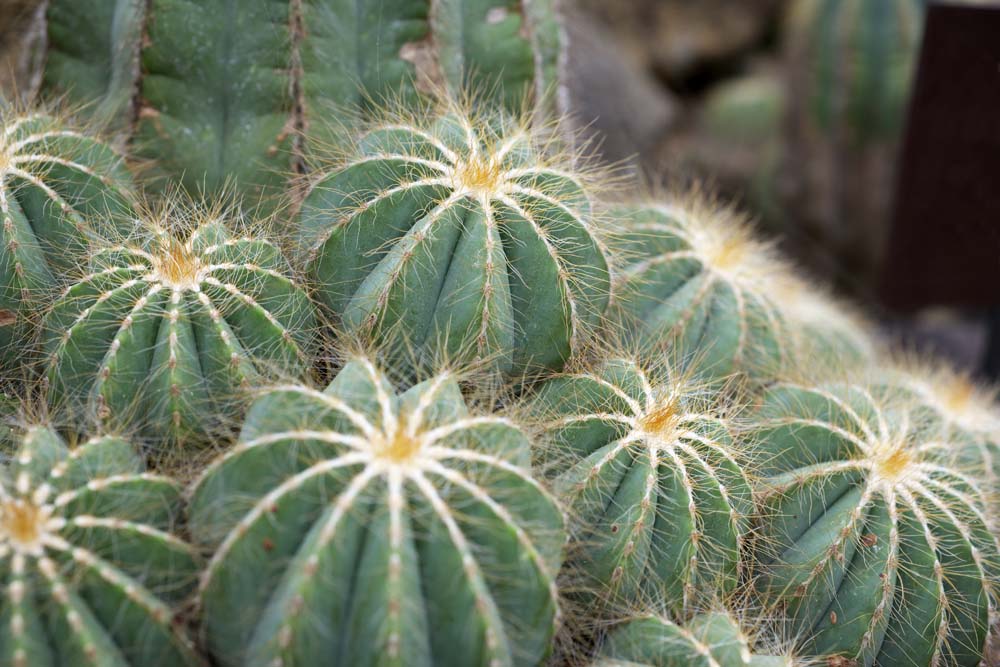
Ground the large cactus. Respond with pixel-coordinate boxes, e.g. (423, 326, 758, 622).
(43, 202, 315, 445)
(0, 108, 133, 370)
(532, 358, 752, 612)
(753, 380, 999, 666)
(0, 425, 200, 665)
(188, 356, 565, 667)
(43, 0, 563, 199)
(299, 106, 609, 376)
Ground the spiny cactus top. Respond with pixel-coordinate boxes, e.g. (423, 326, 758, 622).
(613, 200, 794, 383)
(189, 357, 565, 667)
(532, 358, 752, 613)
(592, 612, 794, 667)
(44, 205, 315, 445)
(0, 426, 200, 666)
(0, 111, 133, 368)
(753, 381, 999, 667)
(299, 108, 609, 376)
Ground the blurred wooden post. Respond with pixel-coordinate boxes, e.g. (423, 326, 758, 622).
(881, 1, 1000, 376)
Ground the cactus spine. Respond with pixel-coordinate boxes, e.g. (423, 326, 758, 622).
(189, 356, 565, 667)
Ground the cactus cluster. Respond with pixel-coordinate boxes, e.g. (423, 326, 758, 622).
(0, 3, 995, 667)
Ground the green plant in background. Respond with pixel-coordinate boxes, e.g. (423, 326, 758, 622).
(0, 108, 133, 370)
(0, 425, 200, 665)
(531, 357, 752, 613)
(299, 105, 609, 377)
(43, 198, 315, 446)
(188, 356, 565, 667)
(753, 380, 998, 667)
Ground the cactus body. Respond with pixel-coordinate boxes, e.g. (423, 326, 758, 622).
(44, 211, 315, 445)
(613, 202, 793, 383)
(775, 277, 874, 367)
(189, 357, 565, 667)
(0, 426, 200, 665)
(0, 111, 133, 369)
(754, 381, 999, 666)
(299, 109, 609, 376)
(533, 358, 752, 611)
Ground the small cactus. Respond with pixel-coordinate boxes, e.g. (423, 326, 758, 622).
(753, 380, 999, 666)
(189, 356, 565, 667)
(0, 425, 200, 666)
(43, 199, 315, 445)
(299, 105, 609, 376)
(532, 357, 752, 612)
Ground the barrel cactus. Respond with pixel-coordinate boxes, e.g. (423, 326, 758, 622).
(189, 356, 565, 667)
(0, 424, 200, 665)
(531, 357, 752, 612)
(0, 108, 133, 370)
(612, 198, 794, 383)
(43, 201, 315, 445)
(299, 106, 609, 376)
(753, 380, 999, 666)
(773, 276, 874, 367)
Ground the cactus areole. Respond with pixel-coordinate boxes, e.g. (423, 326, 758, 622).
(189, 357, 565, 667)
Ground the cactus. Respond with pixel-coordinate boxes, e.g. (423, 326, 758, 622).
(42, 0, 564, 199)
(188, 356, 565, 667)
(0, 109, 133, 370)
(43, 200, 315, 445)
(592, 611, 795, 667)
(612, 198, 795, 383)
(531, 358, 752, 612)
(753, 380, 999, 666)
(298, 106, 609, 376)
(0, 424, 200, 665)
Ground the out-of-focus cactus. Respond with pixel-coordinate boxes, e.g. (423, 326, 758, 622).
(43, 200, 315, 446)
(532, 357, 752, 612)
(753, 380, 998, 666)
(189, 356, 565, 667)
(0, 425, 200, 665)
(299, 106, 609, 377)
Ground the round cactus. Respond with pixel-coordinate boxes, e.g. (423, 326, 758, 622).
(0, 109, 133, 370)
(532, 358, 752, 612)
(189, 356, 565, 667)
(0, 425, 200, 665)
(612, 199, 795, 383)
(43, 202, 315, 445)
(299, 107, 609, 376)
(753, 381, 999, 666)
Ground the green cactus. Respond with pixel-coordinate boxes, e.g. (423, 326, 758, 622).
(43, 202, 315, 445)
(592, 612, 794, 667)
(188, 356, 565, 667)
(612, 199, 795, 383)
(298, 107, 609, 376)
(753, 381, 999, 666)
(773, 276, 874, 367)
(0, 109, 133, 370)
(532, 358, 752, 612)
(43, 0, 563, 199)
(0, 425, 200, 666)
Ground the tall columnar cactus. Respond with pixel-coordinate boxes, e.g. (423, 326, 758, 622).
(299, 106, 609, 376)
(43, 0, 564, 199)
(189, 356, 565, 667)
(612, 199, 794, 383)
(43, 202, 315, 445)
(0, 425, 200, 665)
(0, 109, 133, 369)
(753, 381, 999, 666)
(532, 358, 752, 612)
(592, 612, 795, 667)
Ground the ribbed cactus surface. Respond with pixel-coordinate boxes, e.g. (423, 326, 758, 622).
(0, 426, 200, 666)
(44, 210, 315, 444)
(189, 357, 565, 667)
(299, 109, 609, 376)
(754, 381, 998, 666)
(533, 358, 752, 611)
